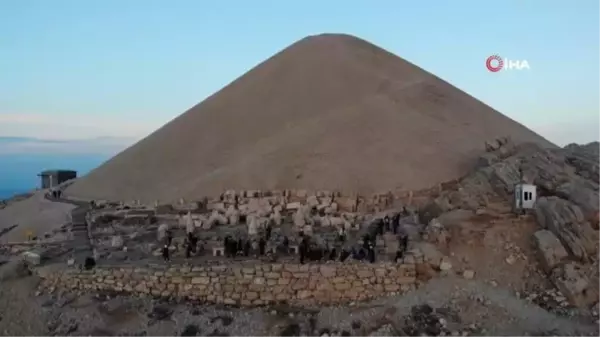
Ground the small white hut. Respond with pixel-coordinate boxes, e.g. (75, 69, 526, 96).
(514, 183, 537, 211)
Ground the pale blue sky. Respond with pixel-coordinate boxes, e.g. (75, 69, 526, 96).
(0, 0, 598, 153)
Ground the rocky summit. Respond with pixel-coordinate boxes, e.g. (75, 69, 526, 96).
(64, 34, 553, 203)
(0, 135, 598, 336)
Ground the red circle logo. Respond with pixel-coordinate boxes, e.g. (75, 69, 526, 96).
(486, 55, 503, 72)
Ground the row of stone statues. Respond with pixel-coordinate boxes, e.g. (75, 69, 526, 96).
(154, 206, 412, 263)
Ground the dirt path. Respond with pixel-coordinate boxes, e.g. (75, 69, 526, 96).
(0, 191, 76, 244)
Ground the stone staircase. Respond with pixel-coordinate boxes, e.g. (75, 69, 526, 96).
(68, 205, 94, 261)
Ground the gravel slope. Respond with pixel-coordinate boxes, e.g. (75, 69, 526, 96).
(65, 33, 554, 203)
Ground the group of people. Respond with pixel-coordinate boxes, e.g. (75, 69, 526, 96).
(298, 210, 411, 265)
(50, 189, 63, 199)
(224, 235, 259, 257)
(158, 208, 411, 264)
(298, 232, 377, 265)
(162, 229, 203, 261)
(378, 213, 410, 261)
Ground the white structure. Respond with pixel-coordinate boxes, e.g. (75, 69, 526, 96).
(514, 183, 537, 210)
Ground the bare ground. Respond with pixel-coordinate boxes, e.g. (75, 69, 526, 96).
(0, 270, 597, 336)
(0, 191, 75, 244)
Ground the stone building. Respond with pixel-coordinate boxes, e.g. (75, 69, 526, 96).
(38, 170, 77, 189)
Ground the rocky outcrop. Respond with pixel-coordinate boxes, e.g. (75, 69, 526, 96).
(534, 197, 597, 262)
(564, 141, 599, 183)
(415, 141, 599, 311)
(551, 262, 598, 308)
(532, 230, 568, 272)
(420, 141, 599, 218)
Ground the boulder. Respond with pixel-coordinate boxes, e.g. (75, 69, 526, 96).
(293, 208, 306, 228)
(413, 242, 445, 269)
(157, 224, 169, 241)
(270, 210, 282, 226)
(532, 230, 568, 272)
(307, 195, 319, 208)
(111, 235, 124, 249)
(248, 198, 272, 217)
(225, 206, 240, 226)
(317, 216, 330, 227)
(534, 197, 597, 261)
(555, 181, 599, 221)
(463, 269, 475, 280)
(551, 262, 598, 308)
(22, 251, 42, 266)
(439, 257, 452, 271)
(194, 214, 207, 229)
(329, 216, 345, 228)
(207, 210, 228, 229)
(564, 142, 599, 184)
(423, 218, 449, 246)
(286, 202, 302, 211)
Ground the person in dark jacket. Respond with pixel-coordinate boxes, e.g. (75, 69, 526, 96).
(224, 236, 233, 257)
(394, 249, 404, 262)
(328, 247, 338, 261)
(362, 234, 371, 251)
(237, 238, 244, 256)
(367, 241, 376, 263)
(395, 232, 409, 262)
(185, 242, 192, 258)
(84, 256, 96, 270)
(339, 248, 350, 262)
(383, 216, 391, 232)
(337, 228, 346, 243)
(258, 237, 266, 256)
(244, 240, 251, 257)
(265, 224, 272, 241)
(299, 237, 309, 264)
(162, 244, 170, 261)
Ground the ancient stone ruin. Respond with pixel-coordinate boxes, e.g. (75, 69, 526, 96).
(4, 140, 599, 315)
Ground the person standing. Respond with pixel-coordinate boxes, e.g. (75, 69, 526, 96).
(367, 241, 375, 263)
(259, 237, 266, 256)
(162, 244, 170, 262)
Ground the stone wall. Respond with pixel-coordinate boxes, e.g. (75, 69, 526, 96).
(38, 261, 418, 306)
